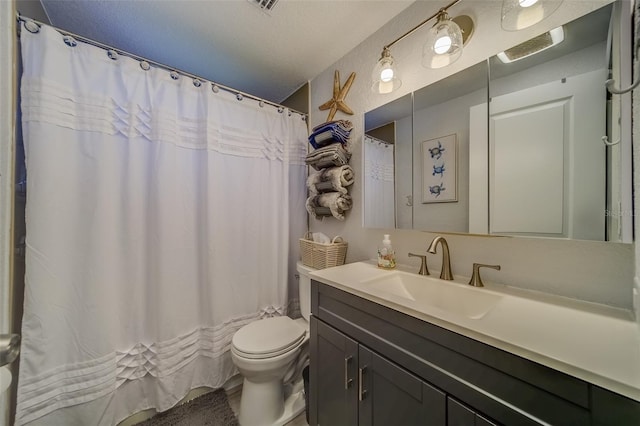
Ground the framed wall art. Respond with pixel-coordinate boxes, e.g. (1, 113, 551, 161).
(421, 134, 458, 203)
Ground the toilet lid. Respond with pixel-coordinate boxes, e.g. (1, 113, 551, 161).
(232, 316, 306, 359)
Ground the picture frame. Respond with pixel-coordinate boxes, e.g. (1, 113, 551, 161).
(421, 134, 458, 203)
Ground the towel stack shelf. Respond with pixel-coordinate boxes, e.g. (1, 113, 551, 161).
(304, 120, 354, 221)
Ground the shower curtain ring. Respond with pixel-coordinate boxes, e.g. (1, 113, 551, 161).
(63, 36, 77, 47)
(23, 20, 40, 33)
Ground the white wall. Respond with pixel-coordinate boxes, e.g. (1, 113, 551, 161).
(308, 0, 636, 310)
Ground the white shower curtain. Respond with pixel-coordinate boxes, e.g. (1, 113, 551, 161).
(17, 23, 307, 425)
(363, 135, 395, 228)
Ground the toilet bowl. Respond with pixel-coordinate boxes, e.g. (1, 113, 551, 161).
(231, 262, 313, 426)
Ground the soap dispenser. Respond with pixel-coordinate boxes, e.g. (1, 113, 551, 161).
(377, 234, 396, 269)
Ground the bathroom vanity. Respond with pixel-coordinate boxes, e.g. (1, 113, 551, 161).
(308, 262, 640, 426)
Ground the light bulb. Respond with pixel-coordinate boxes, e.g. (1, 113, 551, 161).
(519, 0, 539, 7)
(380, 67, 394, 82)
(434, 35, 453, 54)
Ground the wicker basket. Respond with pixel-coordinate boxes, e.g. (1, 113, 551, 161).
(300, 233, 348, 269)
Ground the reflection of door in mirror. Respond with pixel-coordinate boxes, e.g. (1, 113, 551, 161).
(491, 71, 605, 240)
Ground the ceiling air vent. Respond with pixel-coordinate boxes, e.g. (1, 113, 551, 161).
(497, 26, 565, 63)
(249, 0, 279, 13)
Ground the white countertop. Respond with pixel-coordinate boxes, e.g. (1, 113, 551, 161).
(309, 261, 640, 402)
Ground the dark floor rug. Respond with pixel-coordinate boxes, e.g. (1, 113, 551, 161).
(135, 389, 239, 426)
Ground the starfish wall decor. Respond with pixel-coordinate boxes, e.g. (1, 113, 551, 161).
(319, 70, 356, 122)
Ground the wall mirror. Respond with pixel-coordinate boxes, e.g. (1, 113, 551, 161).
(363, 1, 632, 242)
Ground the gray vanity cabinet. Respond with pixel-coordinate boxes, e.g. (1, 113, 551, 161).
(311, 317, 358, 426)
(358, 344, 446, 425)
(309, 279, 640, 426)
(311, 316, 446, 426)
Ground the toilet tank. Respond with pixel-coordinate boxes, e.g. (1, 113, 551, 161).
(296, 261, 314, 321)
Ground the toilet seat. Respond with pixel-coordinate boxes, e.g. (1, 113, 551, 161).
(232, 316, 306, 360)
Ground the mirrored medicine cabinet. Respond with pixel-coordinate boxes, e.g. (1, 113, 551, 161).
(363, 1, 633, 243)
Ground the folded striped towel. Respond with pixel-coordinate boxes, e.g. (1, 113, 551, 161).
(305, 143, 351, 171)
(307, 165, 355, 195)
(308, 120, 353, 149)
(306, 192, 353, 221)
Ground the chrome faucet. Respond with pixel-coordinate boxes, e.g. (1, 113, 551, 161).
(427, 236, 453, 280)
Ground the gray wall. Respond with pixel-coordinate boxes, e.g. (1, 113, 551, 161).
(16, 0, 49, 23)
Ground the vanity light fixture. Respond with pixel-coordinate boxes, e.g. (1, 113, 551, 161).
(496, 26, 565, 63)
(371, 47, 402, 94)
(501, 0, 565, 31)
(371, 0, 474, 94)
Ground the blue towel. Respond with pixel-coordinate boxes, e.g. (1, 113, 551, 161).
(308, 120, 353, 149)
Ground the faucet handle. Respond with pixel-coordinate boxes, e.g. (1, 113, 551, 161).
(408, 253, 429, 276)
(468, 263, 501, 287)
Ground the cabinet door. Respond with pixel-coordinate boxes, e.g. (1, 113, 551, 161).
(310, 317, 358, 426)
(358, 345, 446, 426)
(448, 397, 499, 426)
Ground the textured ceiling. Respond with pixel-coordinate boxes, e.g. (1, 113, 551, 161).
(33, 0, 416, 103)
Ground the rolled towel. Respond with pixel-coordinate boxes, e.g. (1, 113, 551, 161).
(305, 143, 351, 171)
(307, 165, 355, 195)
(306, 193, 353, 221)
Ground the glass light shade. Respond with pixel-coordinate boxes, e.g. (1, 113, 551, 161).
(371, 49, 402, 94)
(422, 13, 463, 69)
(501, 0, 564, 31)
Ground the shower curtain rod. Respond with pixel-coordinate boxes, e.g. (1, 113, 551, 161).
(365, 134, 393, 145)
(16, 13, 308, 119)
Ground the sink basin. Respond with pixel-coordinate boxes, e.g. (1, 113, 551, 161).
(360, 271, 503, 319)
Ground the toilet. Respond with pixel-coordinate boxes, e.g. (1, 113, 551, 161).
(230, 261, 313, 426)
